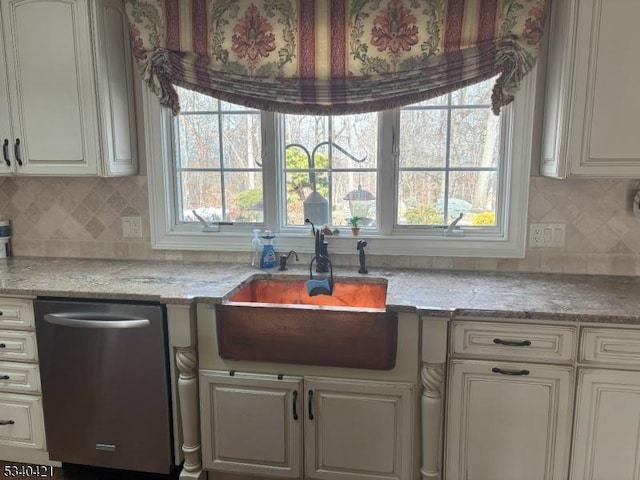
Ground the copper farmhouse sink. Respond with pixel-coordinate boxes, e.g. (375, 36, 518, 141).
(216, 275, 397, 370)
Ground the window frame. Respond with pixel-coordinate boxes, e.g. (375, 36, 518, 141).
(143, 71, 537, 258)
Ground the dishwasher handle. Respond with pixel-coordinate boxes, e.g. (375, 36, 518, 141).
(44, 313, 151, 329)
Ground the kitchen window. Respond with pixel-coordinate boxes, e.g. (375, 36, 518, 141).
(144, 73, 536, 258)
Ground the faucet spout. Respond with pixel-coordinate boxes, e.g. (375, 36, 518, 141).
(306, 218, 329, 272)
(304, 218, 316, 235)
(278, 250, 299, 271)
(307, 256, 333, 296)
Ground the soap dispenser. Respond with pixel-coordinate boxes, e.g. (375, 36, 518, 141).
(250, 229, 262, 268)
(260, 230, 277, 270)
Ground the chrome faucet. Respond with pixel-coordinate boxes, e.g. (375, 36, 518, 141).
(305, 218, 330, 273)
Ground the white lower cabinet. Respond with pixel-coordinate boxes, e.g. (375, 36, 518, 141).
(444, 321, 640, 480)
(0, 296, 51, 465)
(444, 320, 577, 480)
(200, 372, 303, 478)
(304, 377, 413, 480)
(571, 369, 640, 480)
(0, 392, 44, 450)
(445, 360, 574, 480)
(569, 326, 640, 480)
(200, 371, 415, 480)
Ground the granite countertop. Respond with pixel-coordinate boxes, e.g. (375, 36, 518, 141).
(0, 256, 639, 324)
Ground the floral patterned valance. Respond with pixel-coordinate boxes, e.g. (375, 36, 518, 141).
(125, 0, 547, 116)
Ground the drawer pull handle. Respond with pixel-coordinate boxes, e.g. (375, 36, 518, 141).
(0, 420, 15, 426)
(292, 390, 298, 420)
(492, 367, 530, 376)
(493, 338, 531, 347)
(0, 343, 5, 348)
(0, 375, 9, 380)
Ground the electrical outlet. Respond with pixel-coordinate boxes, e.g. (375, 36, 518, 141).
(529, 223, 565, 248)
(122, 217, 143, 239)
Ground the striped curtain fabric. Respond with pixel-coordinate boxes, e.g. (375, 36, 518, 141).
(125, 0, 547, 115)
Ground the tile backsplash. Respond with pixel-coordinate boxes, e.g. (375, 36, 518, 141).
(1, 175, 639, 276)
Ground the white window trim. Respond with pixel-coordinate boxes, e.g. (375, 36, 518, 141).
(143, 72, 536, 258)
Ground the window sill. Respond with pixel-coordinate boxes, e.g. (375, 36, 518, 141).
(150, 229, 527, 258)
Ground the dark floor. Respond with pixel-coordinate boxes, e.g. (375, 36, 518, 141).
(0, 461, 181, 479)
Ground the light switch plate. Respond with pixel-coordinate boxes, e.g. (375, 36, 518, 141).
(529, 223, 565, 248)
(122, 217, 143, 238)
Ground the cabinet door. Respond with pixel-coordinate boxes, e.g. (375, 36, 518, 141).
(304, 377, 414, 480)
(570, 0, 640, 176)
(0, 392, 44, 450)
(445, 360, 574, 480)
(543, 0, 640, 178)
(1, 0, 99, 175)
(92, 0, 137, 176)
(0, 15, 12, 175)
(571, 369, 640, 480)
(200, 371, 303, 478)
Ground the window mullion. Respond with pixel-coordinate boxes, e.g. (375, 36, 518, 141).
(172, 115, 185, 224)
(443, 94, 453, 224)
(217, 106, 228, 221)
(378, 109, 397, 235)
(262, 111, 280, 231)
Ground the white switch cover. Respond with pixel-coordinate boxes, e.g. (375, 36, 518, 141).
(529, 223, 565, 248)
(122, 217, 143, 238)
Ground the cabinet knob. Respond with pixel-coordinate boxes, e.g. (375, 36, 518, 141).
(0, 343, 5, 348)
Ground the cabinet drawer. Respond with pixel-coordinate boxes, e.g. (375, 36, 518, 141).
(0, 392, 45, 450)
(450, 321, 577, 364)
(0, 298, 34, 330)
(0, 361, 40, 394)
(0, 330, 38, 362)
(580, 327, 640, 367)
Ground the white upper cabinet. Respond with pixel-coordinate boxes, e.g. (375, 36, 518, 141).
(0, 0, 137, 176)
(541, 0, 640, 178)
(0, 18, 11, 175)
(92, 0, 137, 176)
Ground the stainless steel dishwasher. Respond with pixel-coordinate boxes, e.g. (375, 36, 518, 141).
(34, 298, 173, 474)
